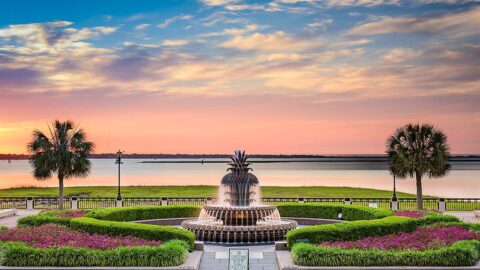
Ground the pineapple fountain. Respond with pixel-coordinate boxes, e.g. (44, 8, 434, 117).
(181, 151, 297, 243)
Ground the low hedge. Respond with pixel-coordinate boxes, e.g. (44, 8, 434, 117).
(86, 205, 201, 222)
(17, 210, 86, 227)
(291, 240, 480, 266)
(277, 203, 393, 221)
(0, 240, 188, 267)
(70, 217, 196, 250)
(286, 214, 460, 247)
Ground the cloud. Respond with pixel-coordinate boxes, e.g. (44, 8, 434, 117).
(348, 7, 480, 38)
(0, 68, 42, 89)
(220, 31, 315, 51)
(0, 21, 116, 55)
(135, 24, 151, 30)
(163, 39, 188, 46)
(157, 14, 193, 29)
(382, 48, 422, 63)
(198, 24, 258, 37)
(305, 18, 333, 33)
(199, 0, 238, 6)
(224, 4, 265, 10)
(324, 0, 400, 6)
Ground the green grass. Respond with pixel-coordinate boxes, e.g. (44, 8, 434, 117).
(0, 185, 416, 198)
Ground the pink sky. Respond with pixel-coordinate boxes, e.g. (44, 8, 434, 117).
(1, 3, 479, 154)
(1, 90, 479, 154)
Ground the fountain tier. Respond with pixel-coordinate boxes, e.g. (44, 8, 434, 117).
(181, 151, 297, 243)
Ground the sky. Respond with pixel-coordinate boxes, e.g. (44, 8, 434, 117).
(0, 0, 479, 155)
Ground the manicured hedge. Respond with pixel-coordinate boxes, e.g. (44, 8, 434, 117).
(0, 240, 188, 267)
(17, 210, 86, 227)
(291, 240, 480, 266)
(70, 217, 196, 250)
(86, 205, 202, 222)
(286, 214, 460, 247)
(277, 203, 393, 221)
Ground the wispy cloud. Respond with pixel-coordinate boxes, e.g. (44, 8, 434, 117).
(348, 7, 480, 38)
(157, 14, 193, 29)
(163, 39, 188, 46)
(135, 23, 151, 30)
(220, 31, 317, 51)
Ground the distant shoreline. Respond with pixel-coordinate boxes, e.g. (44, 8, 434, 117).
(2, 154, 480, 162)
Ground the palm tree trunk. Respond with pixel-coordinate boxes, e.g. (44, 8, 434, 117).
(58, 174, 64, 210)
(415, 172, 423, 210)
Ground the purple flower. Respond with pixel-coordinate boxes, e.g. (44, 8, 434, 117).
(394, 211, 426, 218)
(320, 226, 480, 251)
(56, 210, 87, 218)
(0, 224, 162, 250)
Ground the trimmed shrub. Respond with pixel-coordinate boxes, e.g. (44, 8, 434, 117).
(0, 240, 188, 267)
(86, 205, 202, 221)
(70, 217, 195, 250)
(17, 210, 88, 227)
(291, 240, 480, 266)
(277, 203, 392, 221)
(286, 214, 460, 247)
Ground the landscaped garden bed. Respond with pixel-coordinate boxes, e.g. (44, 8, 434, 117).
(0, 206, 199, 267)
(286, 205, 480, 267)
(0, 224, 162, 249)
(17, 209, 88, 227)
(320, 225, 480, 250)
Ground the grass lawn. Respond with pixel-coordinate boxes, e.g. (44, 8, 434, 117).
(0, 185, 416, 198)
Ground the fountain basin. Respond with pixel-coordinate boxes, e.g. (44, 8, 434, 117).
(200, 204, 281, 226)
(181, 218, 297, 243)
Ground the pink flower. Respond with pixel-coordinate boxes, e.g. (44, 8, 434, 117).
(56, 210, 87, 218)
(0, 224, 162, 250)
(320, 226, 480, 251)
(394, 211, 426, 218)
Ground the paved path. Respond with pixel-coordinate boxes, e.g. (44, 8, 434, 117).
(200, 244, 278, 270)
(0, 209, 40, 227)
(446, 211, 479, 223)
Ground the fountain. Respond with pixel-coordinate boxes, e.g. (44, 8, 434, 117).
(181, 151, 297, 243)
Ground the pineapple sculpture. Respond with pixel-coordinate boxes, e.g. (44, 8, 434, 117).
(221, 150, 259, 206)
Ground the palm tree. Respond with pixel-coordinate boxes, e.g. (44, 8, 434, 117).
(27, 120, 94, 209)
(386, 123, 450, 210)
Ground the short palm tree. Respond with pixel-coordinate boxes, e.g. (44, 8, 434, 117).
(386, 123, 450, 210)
(27, 120, 94, 209)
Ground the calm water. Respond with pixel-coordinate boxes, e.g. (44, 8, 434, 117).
(0, 159, 479, 198)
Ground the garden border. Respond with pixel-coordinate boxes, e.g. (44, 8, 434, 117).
(0, 250, 203, 270)
(276, 250, 480, 270)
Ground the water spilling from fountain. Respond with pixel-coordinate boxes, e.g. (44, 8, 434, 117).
(181, 151, 297, 243)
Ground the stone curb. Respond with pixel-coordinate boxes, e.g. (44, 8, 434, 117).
(276, 251, 480, 270)
(0, 251, 203, 270)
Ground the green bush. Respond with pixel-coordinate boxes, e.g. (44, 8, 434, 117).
(86, 205, 202, 221)
(277, 203, 392, 221)
(291, 240, 480, 266)
(17, 210, 87, 227)
(70, 217, 195, 250)
(286, 214, 460, 247)
(0, 240, 188, 267)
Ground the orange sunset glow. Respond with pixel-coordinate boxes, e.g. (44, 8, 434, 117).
(1, 1, 479, 155)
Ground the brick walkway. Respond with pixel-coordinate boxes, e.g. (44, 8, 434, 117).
(199, 244, 278, 270)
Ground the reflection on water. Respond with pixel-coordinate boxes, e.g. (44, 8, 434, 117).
(0, 159, 478, 198)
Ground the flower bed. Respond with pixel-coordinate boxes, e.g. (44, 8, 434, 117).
(0, 241, 188, 267)
(17, 209, 89, 227)
(286, 214, 459, 247)
(57, 210, 87, 218)
(394, 210, 426, 218)
(321, 225, 480, 251)
(0, 224, 161, 250)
